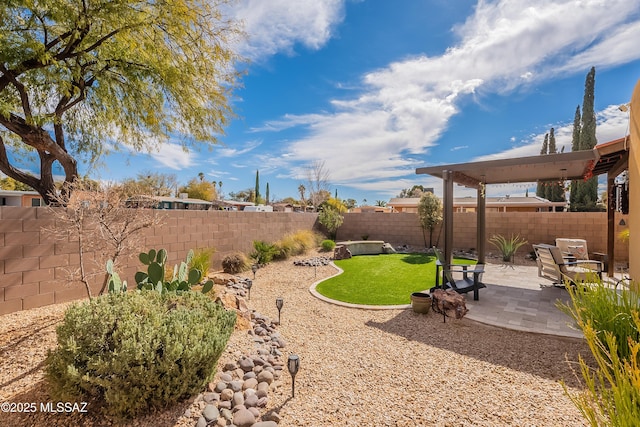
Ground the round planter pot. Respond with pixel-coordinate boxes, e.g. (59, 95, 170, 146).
(411, 292, 432, 314)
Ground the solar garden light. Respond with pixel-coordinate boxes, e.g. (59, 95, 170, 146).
(287, 354, 300, 397)
(276, 297, 284, 323)
(246, 279, 253, 300)
(251, 263, 259, 279)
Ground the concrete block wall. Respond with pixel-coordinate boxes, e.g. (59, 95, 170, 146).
(337, 211, 629, 261)
(0, 207, 319, 315)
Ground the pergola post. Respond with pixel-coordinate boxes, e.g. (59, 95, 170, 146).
(607, 175, 616, 276)
(443, 170, 454, 267)
(477, 180, 486, 264)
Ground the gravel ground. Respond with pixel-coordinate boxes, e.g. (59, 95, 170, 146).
(0, 251, 592, 426)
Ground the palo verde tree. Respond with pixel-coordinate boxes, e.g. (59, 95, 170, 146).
(0, 0, 242, 205)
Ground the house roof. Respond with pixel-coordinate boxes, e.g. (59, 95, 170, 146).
(388, 195, 566, 208)
(129, 195, 213, 205)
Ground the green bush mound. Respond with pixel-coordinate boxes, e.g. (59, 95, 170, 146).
(321, 239, 336, 252)
(46, 291, 236, 418)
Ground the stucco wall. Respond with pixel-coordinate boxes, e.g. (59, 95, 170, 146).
(629, 78, 640, 280)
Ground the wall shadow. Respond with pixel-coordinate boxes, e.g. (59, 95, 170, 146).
(365, 310, 593, 388)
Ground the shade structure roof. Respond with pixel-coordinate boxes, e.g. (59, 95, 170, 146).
(416, 150, 596, 188)
(416, 137, 629, 188)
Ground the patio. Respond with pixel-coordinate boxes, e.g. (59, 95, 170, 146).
(464, 263, 582, 338)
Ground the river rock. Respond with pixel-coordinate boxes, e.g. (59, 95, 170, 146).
(202, 404, 219, 422)
(232, 408, 256, 427)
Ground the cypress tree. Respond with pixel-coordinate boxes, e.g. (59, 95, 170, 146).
(546, 128, 564, 202)
(536, 133, 549, 198)
(254, 170, 260, 203)
(266, 182, 270, 205)
(569, 105, 581, 209)
(579, 66, 598, 209)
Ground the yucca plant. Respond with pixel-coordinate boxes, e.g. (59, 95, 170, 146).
(489, 234, 528, 262)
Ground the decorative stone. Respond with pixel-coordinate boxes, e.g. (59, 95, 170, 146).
(220, 373, 233, 382)
(334, 245, 352, 260)
(244, 393, 259, 408)
(263, 411, 282, 423)
(257, 370, 274, 384)
(239, 357, 255, 372)
(220, 408, 233, 421)
(256, 388, 268, 399)
(223, 362, 237, 371)
(203, 392, 219, 403)
(183, 408, 191, 418)
(382, 242, 397, 254)
(243, 371, 256, 380)
(253, 421, 278, 427)
(196, 416, 208, 427)
(232, 391, 244, 407)
(243, 388, 256, 398)
(220, 388, 234, 401)
(218, 400, 232, 410)
(230, 380, 244, 392)
(257, 381, 270, 393)
(214, 381, 227, 393)
(248, 406, 261, 418)
(232, 408, 256, 427)
(215, 417, 226, 427)
(243, 377, 258, 390)
(256, 396, 268, 407)
(202, 404, 220, 422)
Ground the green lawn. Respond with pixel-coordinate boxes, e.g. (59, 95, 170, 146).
(315, 253, 474, 305)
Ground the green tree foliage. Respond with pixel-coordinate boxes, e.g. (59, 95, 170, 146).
(254, 170, 260, 203)
(266, 182, 270, 205)
(323, 197, 347, 213)
(570, 105, 582, 207)
(536, 133, 549, 198)
(179, 177, 216, 201)
(544, 128, 564, 202)
(398, 185, 428, 198)
(0, 175, 33, 191)
(120, 172, 177, 197)
(318, 207, 344, 240)
(571, 67, 599, 211)
(417, 192, 442, 247)
(0, 0, 241, 204)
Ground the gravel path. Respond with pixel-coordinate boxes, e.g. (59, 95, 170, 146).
(0, 251, 592, 426)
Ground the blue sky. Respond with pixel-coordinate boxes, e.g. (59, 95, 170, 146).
(70, 1, 640, 202)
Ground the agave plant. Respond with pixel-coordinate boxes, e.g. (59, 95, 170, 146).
(489, 234, 528, 262)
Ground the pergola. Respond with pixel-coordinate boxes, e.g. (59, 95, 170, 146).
(416, 137, 629, 276)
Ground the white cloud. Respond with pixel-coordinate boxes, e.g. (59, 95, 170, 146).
(473, 105, 630, 162)
(215, 140, 262, 157)
(147, 143, 194, 170)
(257, 0, 639, 193)
(232, 0, 346, 60)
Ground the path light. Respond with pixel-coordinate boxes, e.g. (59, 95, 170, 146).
(252, 264, 259, 280)
(288, 354, 300, 397)
(276, 297, 284, 324)
(246, 279, 253, 300)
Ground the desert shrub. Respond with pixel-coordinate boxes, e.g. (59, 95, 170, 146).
(222, 252, 250, 274)
(558, 281, 640, 361)
(318, 207, 343, 240)
(46, 291, 236, 418)
(190, 247, 216, 279)
(250, 240, 279, 265)
(274, 230, 320, 260)
(561, 302, 640, 425)
(321, 239, 336, 252)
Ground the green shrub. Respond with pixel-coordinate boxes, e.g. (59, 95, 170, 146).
(46, 291, 236, 418)
(489, 234, 528, 262)
(558, 280, 640, 361)
(222, 252, 250, 274)
(321, 239, 336, 252)
(561, 309, 640, 426)
(250, 240, 279, 265)
(190, 247, 216, 279)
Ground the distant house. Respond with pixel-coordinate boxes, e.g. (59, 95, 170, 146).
(127, 194, 213, 210)
(211, 200, 257, 211)
(387, 195, 566, 213)
(0, 190, 45, 207)
(349, 205, 394, 213)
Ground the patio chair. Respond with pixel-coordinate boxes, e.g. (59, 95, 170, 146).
(533, 244, 603, 286)
(555, 238, 606, 272)
(432, 247, 485, 301)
